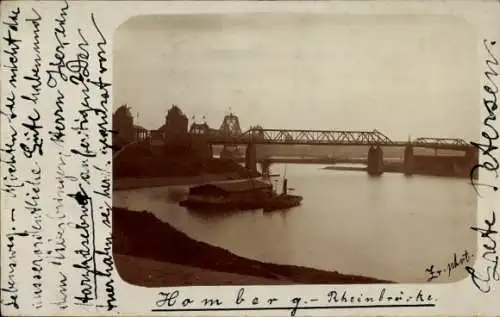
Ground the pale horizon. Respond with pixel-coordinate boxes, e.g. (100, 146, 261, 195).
(113, 13, 480, 142)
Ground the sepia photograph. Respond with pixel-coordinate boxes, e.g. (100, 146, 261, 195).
(111, 13, 479, 287)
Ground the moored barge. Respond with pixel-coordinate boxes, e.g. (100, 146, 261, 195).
(179, 179, 302, 212)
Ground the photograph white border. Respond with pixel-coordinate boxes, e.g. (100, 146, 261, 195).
(1, 1, 499, 316)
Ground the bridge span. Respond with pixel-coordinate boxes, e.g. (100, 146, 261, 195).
(129, 125, 477, 177)
(191, 129, 476, 176)
(192, 127, 471, 150)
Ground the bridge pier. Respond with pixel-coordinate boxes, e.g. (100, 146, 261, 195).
(245, 143, 257, 175)
(465, 146, 479, 178)
(220, 145, 236, 159)
(465, 146, 478, 165)
(403, 145, 414, 176)
(367, 146, 384, 176)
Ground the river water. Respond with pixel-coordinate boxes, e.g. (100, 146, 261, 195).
(113, 164, 477, 283)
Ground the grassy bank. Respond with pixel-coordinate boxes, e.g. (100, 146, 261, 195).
(114, 254, 290, 287)
(113, 207, 392, 286)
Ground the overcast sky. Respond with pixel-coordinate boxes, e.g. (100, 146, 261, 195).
(113, 13, 479, 141)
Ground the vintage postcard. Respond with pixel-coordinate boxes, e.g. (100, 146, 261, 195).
(1, 0, 499, 316)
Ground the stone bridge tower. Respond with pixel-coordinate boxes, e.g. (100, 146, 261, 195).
(219, 112, 242, 136)
(219, 112, 243, 159)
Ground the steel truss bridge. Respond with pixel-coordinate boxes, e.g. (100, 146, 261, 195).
(116, 110, 477, 177)
(192, 127, 472, 150)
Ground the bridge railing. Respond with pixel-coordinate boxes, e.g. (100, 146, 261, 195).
(412, 137, 469, 146)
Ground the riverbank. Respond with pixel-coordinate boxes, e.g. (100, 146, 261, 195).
(113, 173, 243, 191)
(113, 140, 259, 180)
(113, 207, 392, 286)
(114, 254, 290, 286)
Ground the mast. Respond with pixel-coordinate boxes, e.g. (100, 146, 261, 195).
(282, 178, 288, 195)
(282, 165, 288, 195)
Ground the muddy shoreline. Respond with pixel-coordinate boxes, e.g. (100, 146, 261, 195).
(113, 207, 393, 285)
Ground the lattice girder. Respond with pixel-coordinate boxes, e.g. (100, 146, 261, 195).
(413, 137, 468, 146)
(239, 129, 394, 145)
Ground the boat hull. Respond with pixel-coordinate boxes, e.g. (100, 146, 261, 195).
(179, 194, 302, 212)
(262, 195, 303, 212)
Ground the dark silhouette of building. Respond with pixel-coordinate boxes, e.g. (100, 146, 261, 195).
(134, 125, 149, 141)
(164, 105, 189, 143)
(113, 104, 135, 145)
(189, 122, 211, 135)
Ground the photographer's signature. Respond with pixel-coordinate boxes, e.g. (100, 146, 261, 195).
(425, 250, 473, 282)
